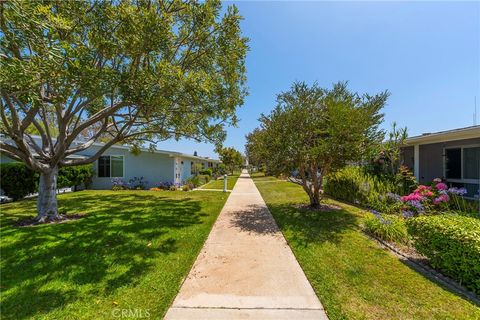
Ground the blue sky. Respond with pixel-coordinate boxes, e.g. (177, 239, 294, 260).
(159, 1, 480, 159)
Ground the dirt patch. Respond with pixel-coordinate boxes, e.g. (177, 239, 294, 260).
(15, 213, 87, 227)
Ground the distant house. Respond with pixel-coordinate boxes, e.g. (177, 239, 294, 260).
(0, 136, 220, 189)
(401, 125, 480, 198)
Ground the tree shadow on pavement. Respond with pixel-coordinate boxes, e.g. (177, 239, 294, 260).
(230, 204, 280, 235)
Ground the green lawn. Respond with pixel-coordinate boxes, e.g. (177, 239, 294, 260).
(0, 190, 228, 320)
(200, 174, 239, 190)
(253, 175, 480, 320)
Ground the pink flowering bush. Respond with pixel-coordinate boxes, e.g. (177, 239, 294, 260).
(435, 182, 448, 191)
(398, 178, 473, 217)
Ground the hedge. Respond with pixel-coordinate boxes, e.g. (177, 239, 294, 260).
(199, 168, 212, 176)
(58, 165, 94, 190)
(0, 162, 38, 200)
(324, 166, 398, 209)
(407, 215, 480, 294)
(1, 162, 93, 200)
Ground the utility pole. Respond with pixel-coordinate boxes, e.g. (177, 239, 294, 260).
(474, 96, 477, 126)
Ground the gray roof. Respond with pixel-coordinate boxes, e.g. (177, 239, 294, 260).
(2, 134, 220, 162)
(405, 125, 480, 145)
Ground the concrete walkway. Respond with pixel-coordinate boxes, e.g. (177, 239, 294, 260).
(165, 170, 328, 319)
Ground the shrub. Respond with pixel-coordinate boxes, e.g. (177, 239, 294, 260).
(393, 165, 418, 196)
(199, 169, 212, 176)
(58, 164, 93, 190)
(1, 162, 94, 199)
(363, 211, 409, 244)
(213, 164, 227, 175)
(186, 176, 200, 188)
(407, 215, 480, 294)
(169, 185, 177, 191)
(324, 166, 398, 210)
(182, 185, 190, 191)
(0, 162, 38, 200)
(156, 181, 174, 190)
(198, 174, 210, 184)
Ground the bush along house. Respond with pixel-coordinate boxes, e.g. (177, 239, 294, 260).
(0, 135, 221, 190)
(401, 125, 480, 198)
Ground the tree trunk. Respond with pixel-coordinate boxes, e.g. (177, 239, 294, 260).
(309, 192, 321, 208)
(36, 166, 62, 222)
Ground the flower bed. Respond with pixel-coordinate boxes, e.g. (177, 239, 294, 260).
(399, 179, 475, 217)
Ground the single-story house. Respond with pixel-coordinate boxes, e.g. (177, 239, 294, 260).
(0, 136, 221, 189)
(401, 125, 480, 198)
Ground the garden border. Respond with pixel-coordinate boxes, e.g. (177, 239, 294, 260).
(364, 232, 480, 307)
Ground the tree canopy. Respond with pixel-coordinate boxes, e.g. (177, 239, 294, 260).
(218, 146, 243, 174)
(0, 0, 248, 221)
(246, 81, 388, 207)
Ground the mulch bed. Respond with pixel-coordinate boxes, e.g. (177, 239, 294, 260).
(15, 213, 87, 227)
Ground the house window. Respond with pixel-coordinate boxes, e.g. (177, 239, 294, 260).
(444, 146, 480, 198)
(463, 147, 480, 179)
(445, 148, 461, 179)
(98, 155, 124, 177)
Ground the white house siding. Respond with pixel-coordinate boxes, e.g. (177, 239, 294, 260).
(180, 159, 193, 183)
(81, 145, 175, 189)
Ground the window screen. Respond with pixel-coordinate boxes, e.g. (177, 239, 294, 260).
(463, 147, 480, 180)
(445, 148, 461, 179)
(98, 156, 123, 177)
(111, 156, 124, 177)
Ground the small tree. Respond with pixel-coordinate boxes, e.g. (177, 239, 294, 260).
(245, 128, 267, 170)
(247, 82, 387, 207)
(218, 147, 243, 174)
(0, 0, 247, 222)
(368, 122, 408, 176)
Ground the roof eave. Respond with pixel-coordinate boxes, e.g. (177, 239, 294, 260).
(404, 127, 480, 146)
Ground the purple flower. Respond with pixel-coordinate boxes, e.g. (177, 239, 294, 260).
(402, 210, 415, 218)
(370, 210, 391, 224)
(407, 200, 424, 213)
(386, 192, 401, 202)
(447, 187, 467, 196)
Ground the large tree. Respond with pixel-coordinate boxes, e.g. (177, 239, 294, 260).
(246, 82, 387, 207)
(218, 146, 243, 174)
(0, 0, 248, 222)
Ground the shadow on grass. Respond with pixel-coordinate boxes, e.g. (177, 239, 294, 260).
(0, 192, 204, 320)
(269, 199, 480, 307)
(266, 202, 358, 247)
